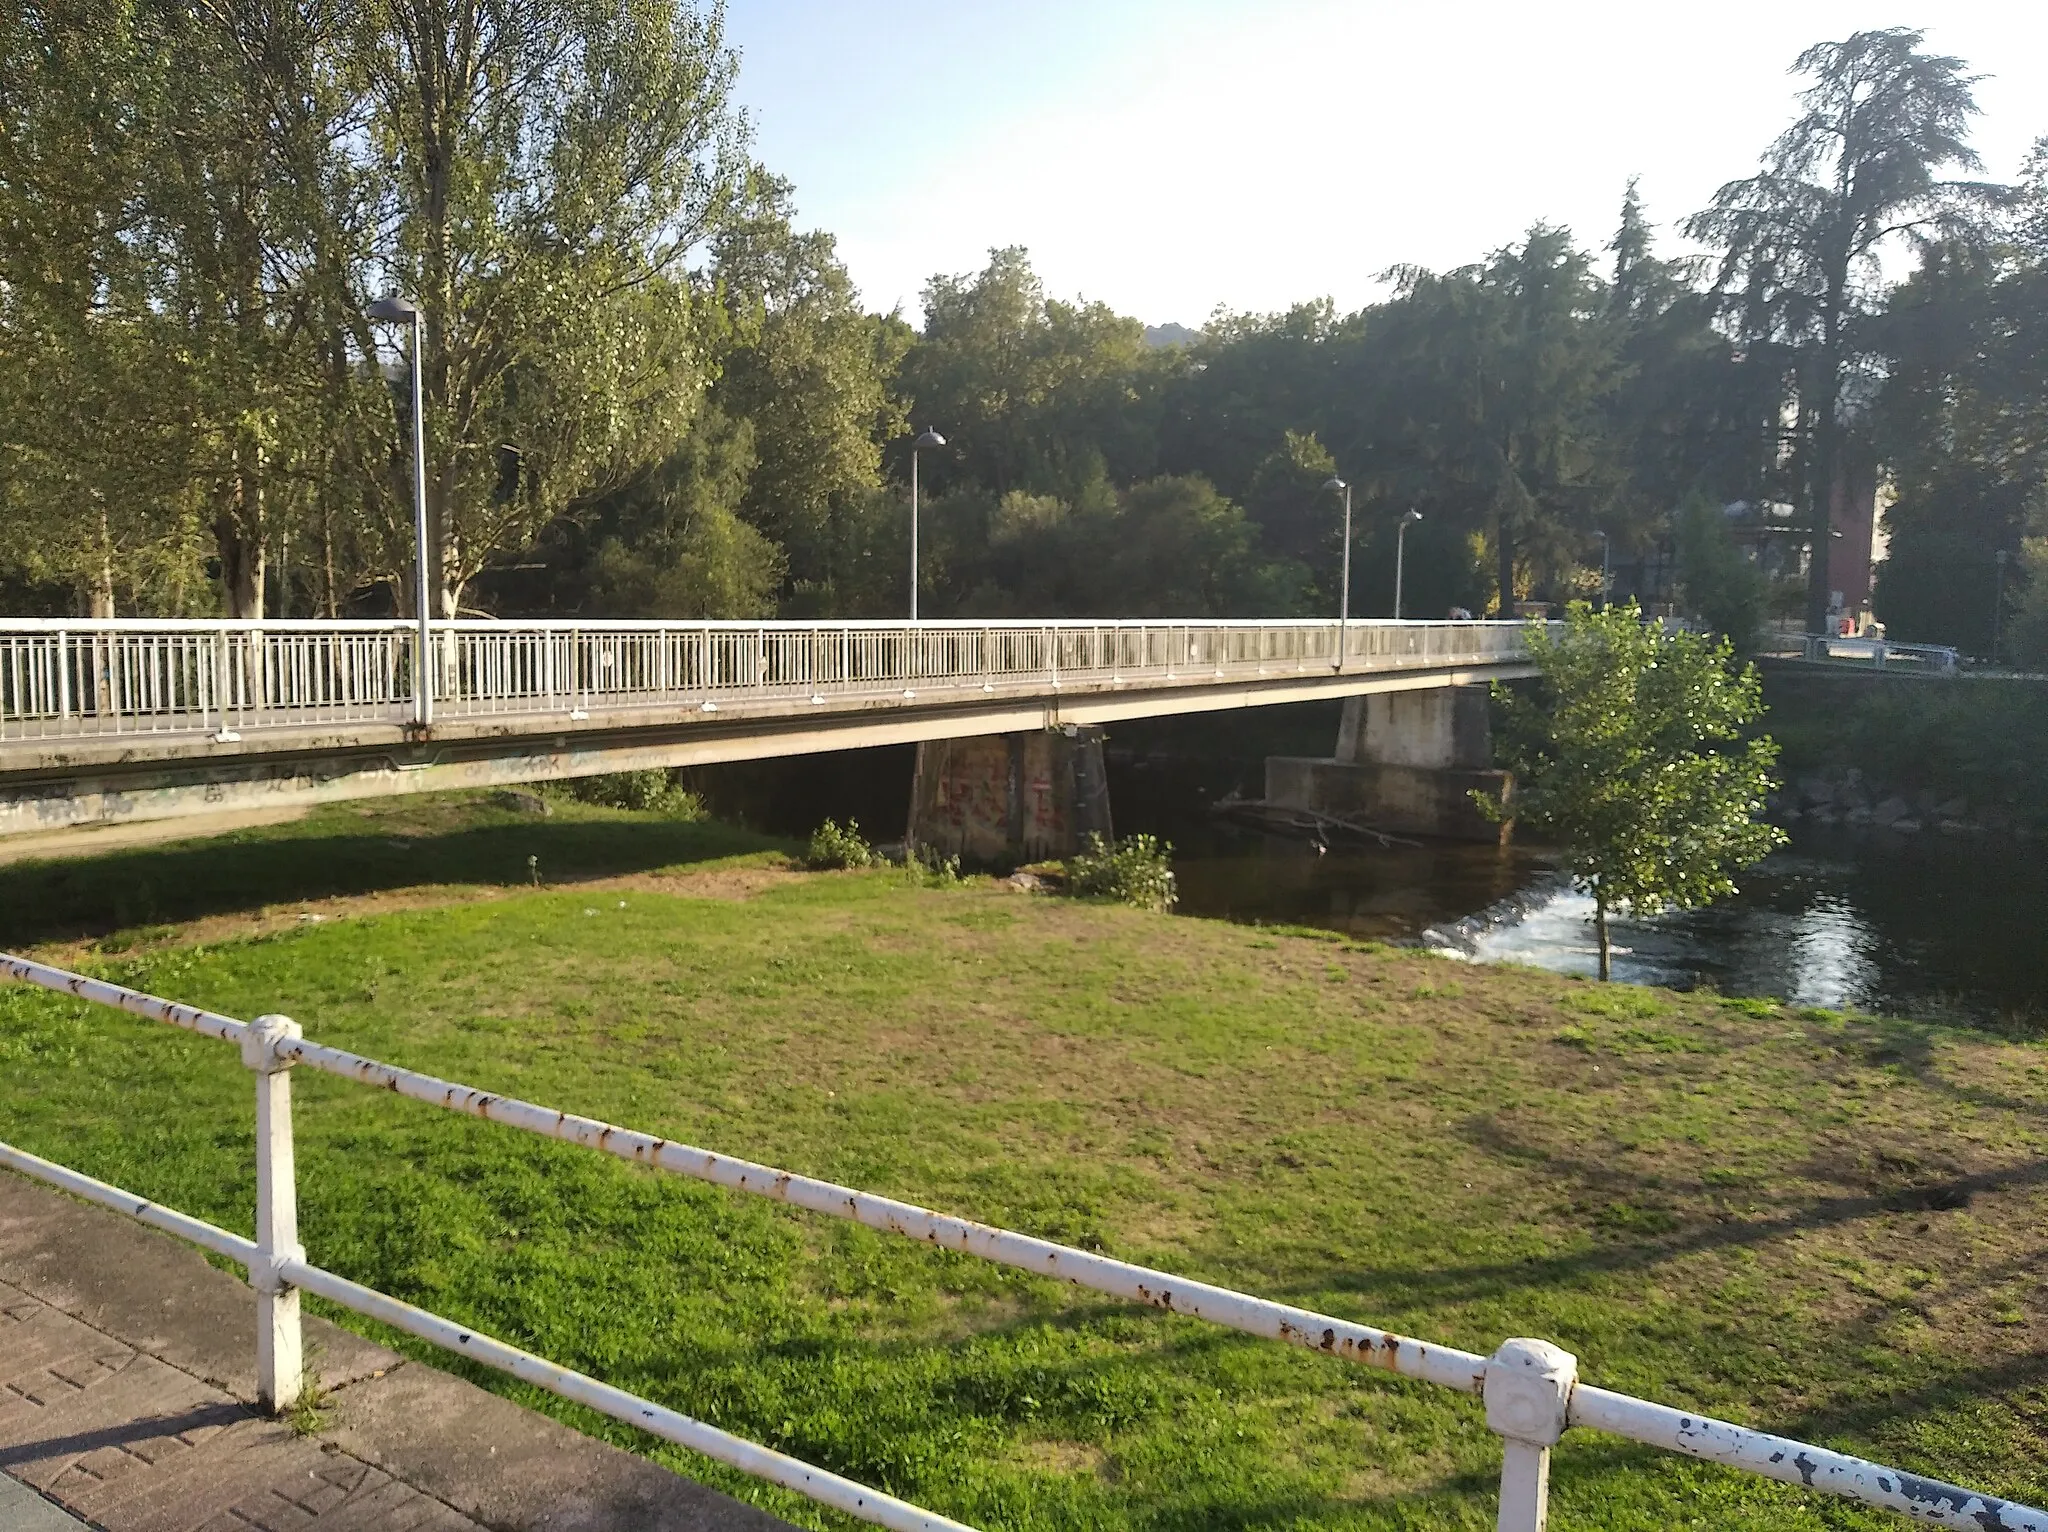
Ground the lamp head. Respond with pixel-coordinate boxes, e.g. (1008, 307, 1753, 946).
(1323, 476, 1347, 493)
(1402, 510, 1423, 525)
(914, 427, 946, 449)
(366, 294, 419, 323)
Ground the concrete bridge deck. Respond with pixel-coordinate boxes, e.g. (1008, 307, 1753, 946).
(0, 619, 1536, 838)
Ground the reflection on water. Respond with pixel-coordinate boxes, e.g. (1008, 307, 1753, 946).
(1466, 829, 2048, 1020)
(1114, 754, 2047, 1021)
(1169, 834, 1545, 941)
(1109, 755, 1545, 939)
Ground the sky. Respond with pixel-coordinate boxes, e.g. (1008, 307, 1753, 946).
(723, 0, 2048, 328)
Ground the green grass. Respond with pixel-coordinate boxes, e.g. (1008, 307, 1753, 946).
(3, 794, 2047, 1529)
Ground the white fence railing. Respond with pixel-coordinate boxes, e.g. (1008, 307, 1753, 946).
(0, 619, 1531, 743)
(4, 953, 2034, 1532)
(1800, 634, 1961, 673)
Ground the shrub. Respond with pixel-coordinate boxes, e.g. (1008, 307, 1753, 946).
(564, 769, 703, 817)
(907, 844, 961, 885)
(1065, 832, 1178, 912)
(807, 818, 876, 870)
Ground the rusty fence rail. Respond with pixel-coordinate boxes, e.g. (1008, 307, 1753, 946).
(0, 618, 1530, 742)
(2, 953, 2041, 1532)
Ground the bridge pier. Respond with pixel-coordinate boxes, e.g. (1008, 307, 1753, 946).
(1265, 685, 1511, 842)
(906, 726, 1113, 867)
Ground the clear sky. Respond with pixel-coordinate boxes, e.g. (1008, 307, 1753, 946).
(722, 0, 2048, 328)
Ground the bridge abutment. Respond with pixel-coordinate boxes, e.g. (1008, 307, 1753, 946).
(906, 727, 1113, 867)
(1266, 685, 1511, 842)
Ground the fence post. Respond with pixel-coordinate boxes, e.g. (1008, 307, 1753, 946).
(1485, 1337, 1577, 1532)
(241, 1013, 305, 1414)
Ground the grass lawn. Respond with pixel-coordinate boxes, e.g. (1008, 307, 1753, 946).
(2, 793, 2046, 1530)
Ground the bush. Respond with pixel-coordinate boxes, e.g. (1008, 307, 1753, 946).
(1065, 833, 1178, 912)
(807, 818, 876, 870)
(562, 769, 704, 817)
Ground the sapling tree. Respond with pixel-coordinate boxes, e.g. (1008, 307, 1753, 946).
(1483, 602, 1785, 979)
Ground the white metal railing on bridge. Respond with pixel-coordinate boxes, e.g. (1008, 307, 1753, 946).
(0, 619, 1530, 743)
(1, 953, 2039, 1532)
(1799, 634, 1961, 673)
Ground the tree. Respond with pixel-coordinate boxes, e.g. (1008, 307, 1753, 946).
(707, 170, 907, 605)
(1673, 493, 1768, 650)
(1687, 28, 1993, 635)
(1486, 602, 1785, 980)
(899, 247, 1173, 502)
(344, 0, 749, 616)
(1872, 139, 2048, 650)
(1349, 229, 1623, 614)
(0, 1, 209, 615)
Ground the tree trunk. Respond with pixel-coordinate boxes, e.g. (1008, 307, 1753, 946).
(1806, 395, 1837, 637)
(215, 438, 268, 619)
(1594, 888, 1611, 982)
(1806, 273, 1848, 637)
(321, 506, 338, 618)
(90, 504, 116, 619)
(214, 501, 266, 619)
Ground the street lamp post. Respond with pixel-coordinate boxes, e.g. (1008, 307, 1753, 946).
(1994, 548, 2011, 663)
(1394, 509, 1423, 620)
(910, 427, 946, 622)
(1322, 477, 1353, 631)
(1598, 529, 1611, 611)
(366, 295, 432, 727)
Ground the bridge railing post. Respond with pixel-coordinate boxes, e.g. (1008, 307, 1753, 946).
(1485, 1338, 1576, 1532)
(241, 1013, 306, 1415)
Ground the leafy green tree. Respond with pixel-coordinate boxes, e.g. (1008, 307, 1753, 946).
(1348, 229, 1623, 613)
(527, 406, 783, 618)
(1673, 493, 1768, 649)
(343, 0, 749, 616)
(1242, 430, 1339, 608)
(899, 246, 1173, 501)
(1688, 28, 1994, 635)
(1602, 183, 1762, 562)
(0, 1, 210, 614)
(1487, 602, 1785, 980)
(708, 170, 907, 604)
(1161, 301, 1343, 503)
(1873, 139, 2048, 650)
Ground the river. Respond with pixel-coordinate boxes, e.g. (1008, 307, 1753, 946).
(1109, 749, 2048, 1025)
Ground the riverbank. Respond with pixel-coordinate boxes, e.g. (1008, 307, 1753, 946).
(1759, 664, 2048, 835)
(2, 791, 2045, 1529)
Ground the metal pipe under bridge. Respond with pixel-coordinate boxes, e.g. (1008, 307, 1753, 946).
(0, 618, 1536, 839)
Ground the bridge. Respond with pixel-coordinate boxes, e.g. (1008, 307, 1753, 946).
(0, 617, 1537, 841)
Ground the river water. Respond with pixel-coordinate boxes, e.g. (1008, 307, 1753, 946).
(1109, 750, 2048, 1026)
(694, 721, 2048, 1026)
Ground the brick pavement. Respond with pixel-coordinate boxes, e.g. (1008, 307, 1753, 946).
(0, 1171, 793, 1532)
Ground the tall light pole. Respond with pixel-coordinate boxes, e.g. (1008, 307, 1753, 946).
(910, 427, 945, 622)
(1597, 529, 1611, 611)
(366, 295, 432, 727)
(1994, 548, 2011, 663)
(1395, 509, 1423, 620)
(1322, 476, 1353, 629)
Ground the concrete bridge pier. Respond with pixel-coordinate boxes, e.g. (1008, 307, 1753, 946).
(906, 726, 1113, 867)
(1265, 685, 1511, 842)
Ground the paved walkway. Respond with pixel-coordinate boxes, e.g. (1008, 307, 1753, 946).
(0, 1171, 793, 1532)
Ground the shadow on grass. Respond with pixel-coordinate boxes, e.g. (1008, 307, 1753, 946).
(0, 806, 788, 948)
(1292, 1112, 2048, 1313)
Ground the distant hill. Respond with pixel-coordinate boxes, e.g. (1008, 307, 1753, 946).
(1144, 322, 1200, 349)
